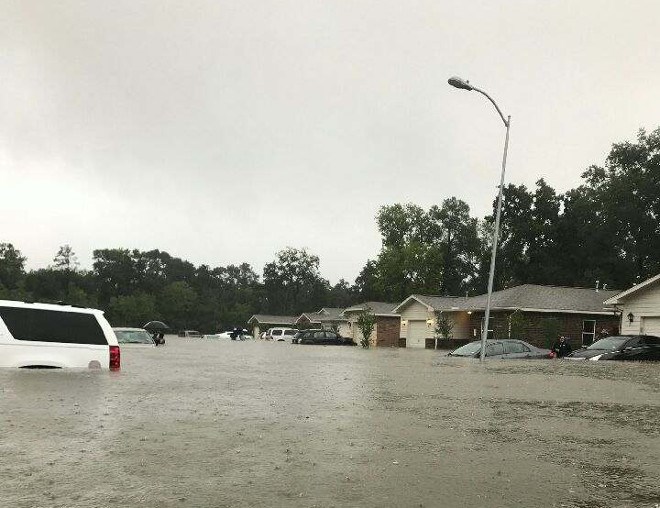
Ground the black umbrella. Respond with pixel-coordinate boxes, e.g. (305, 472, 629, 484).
(143, 320, 170, 332)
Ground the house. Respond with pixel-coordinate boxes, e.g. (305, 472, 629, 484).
(294, 308, 350, 337)
(247, 314, 297, 339)
(604, 274, 660, 336)
(394, 284, 621, 350)
(342, 302, 400, 347)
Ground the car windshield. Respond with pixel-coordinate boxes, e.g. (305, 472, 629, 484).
(115, 330, 153, 344)
(587, 337, 628, 350)
(450, 342, 482, 356)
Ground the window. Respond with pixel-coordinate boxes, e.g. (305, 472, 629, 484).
(582, 320, 596, 346)
(0, 307, 107, 345)
(503, 341, 525, 354)
(271, 329, 282, 336)
(283, 330, 296, 336)
(486, 343, 504, 357)
(314, 331, 325, 339)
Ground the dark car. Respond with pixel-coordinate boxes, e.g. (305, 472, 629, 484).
(295, 329, 355, 346)
(566, 335, 660, 361)
(447, 339, 553, 359)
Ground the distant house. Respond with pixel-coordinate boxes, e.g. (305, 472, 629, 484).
(294, 308, 350, 337)
(604, 274, 660, 336)
(394, 284, 621, 349)
(247, 314, 297, 339)
(342, 302, 400, 347)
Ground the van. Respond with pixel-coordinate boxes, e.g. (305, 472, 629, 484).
(267, 328, 298, 341)
(0, 300, 120, 370)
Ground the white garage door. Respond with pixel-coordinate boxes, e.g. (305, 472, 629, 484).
(641, 316, 660, 336)
(407, 320, 430, 348)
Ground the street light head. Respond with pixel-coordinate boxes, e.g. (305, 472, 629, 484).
(448, 76, 473, 91)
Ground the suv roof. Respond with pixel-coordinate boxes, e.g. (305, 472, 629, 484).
(0, 299, 104, 316)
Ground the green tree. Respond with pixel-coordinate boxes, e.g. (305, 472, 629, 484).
(158, 281, 198, 330)
(0, 243, 26, 290)
(53, 244, 79, 271)
(263, 247, 329, 314)
(107, 293, 158, 327)
(356, 309, 376, 348)
(434, 312, 454, 339)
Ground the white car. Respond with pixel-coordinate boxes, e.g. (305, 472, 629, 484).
(0, 299, 121, 370)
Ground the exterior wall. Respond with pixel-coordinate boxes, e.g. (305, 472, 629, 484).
(338, 322, 351, 338)
(442, 311, 471, 340)
(399, 301, 432, 339)
(375, 316, 401, 347)
(467, 311, 620, 349)
(618, 283, 660, 335)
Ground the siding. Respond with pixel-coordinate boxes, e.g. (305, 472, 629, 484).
(619, 283, 660, 335)
(400, 300, 431, 339)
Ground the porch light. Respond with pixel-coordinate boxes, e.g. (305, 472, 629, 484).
(467, 311, 472, 315)
(426, 319, 434, 326)
(627, 312, 634, 323)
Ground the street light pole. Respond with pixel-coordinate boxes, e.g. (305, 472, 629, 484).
(447, 76, 511, 362)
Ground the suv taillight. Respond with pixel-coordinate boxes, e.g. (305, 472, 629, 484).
(109, 345, 121, 370)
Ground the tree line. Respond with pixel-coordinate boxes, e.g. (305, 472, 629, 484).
(1, 127, 659, 331)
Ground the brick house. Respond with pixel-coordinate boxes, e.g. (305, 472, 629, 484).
(394, 284, 621, 349)
(342, 302, 400, 347)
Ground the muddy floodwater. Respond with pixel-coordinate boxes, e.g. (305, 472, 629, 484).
(1, 337, 659, 508)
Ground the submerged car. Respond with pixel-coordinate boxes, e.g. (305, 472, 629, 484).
(296, 329, 355, 346)
(113, 327, 156, 347)
(447, 339, 552, 359)
(0, 300, 121, 370)
(566, 335, 660, 361)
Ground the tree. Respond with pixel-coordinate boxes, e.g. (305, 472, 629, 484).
(107, 293, 158, 327)
(263, 247, 329, 314)
(434, 312, 454, 339)
(53, 244, 79, 271)
(356, 309, 376, 348)
(0, 243, 26, 290)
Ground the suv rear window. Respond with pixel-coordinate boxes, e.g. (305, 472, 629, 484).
(0, 307, 107, 345)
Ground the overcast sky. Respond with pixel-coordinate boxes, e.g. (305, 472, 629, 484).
(2, 1, 659, 284)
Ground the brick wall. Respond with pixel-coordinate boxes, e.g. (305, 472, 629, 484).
(375, 316, 401, 347)
(467, 311, 620, 349)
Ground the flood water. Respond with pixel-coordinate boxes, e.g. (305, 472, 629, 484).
(1, 337, 659, 507)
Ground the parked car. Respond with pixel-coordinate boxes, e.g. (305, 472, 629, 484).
(178, 330, 203, 338)
(206, 331, 251, 340)
(267, 328, 298, 342)
(113, 327, 156, 347)
(0, 299, 121, 370)
(447, 339, 553, 359)
(295, 329, 355, 346)
(565, 335, 660, 361)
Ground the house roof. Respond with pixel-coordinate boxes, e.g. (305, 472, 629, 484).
(604, 273, 660, 305)
(247, 314, 297, 325)
(396, 284, 619, 315)
(343, 301, 399, 316)
(295, 308, 348, 324)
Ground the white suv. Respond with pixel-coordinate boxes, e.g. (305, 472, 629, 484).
(0, 300, 121, 370)
(267, 328, 298, 341)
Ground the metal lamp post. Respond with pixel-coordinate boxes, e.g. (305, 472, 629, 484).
(448, 76, 511, 362)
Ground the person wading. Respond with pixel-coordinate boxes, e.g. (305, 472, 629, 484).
(552, 335, 572, 358)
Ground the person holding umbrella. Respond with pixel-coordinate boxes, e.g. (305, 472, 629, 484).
(144, 321, 169, 346)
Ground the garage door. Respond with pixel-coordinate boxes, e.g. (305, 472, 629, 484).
(641, 316, 660, 336)
(407, 320, 430, 348)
